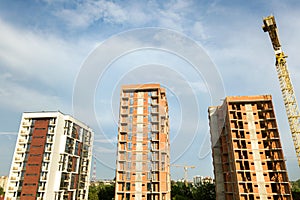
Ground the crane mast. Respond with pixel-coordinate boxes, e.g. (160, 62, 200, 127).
(263, 15, 300, 166)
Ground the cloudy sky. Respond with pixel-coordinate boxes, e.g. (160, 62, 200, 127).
(1, 0, 300, 181)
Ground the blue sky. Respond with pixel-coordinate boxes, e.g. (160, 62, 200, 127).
(1, 0, 300, 181)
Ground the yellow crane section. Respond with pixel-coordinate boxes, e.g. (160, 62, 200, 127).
(263, 15, 300, 166)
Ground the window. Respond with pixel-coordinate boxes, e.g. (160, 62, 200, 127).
(128, 132, 132, 140)
(26, 173, 37, 176)
(28, 164, 39, 166)
(128, 142, 132, 150)
(126, 183, 130, 190)
(126, 172, 131, 180)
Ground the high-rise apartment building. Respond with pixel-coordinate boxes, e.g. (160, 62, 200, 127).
(115, 84, 170, 200)
(5, 111, 93, 200)
(209, 95, 293, 200)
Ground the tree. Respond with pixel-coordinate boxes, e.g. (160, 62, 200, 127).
(291, 179, 300, 200)
(0, 186, 4, 196)
(88, 182, 115, 200)
(98, 183, 115, 200)
(171, 180, 216, 200)
(192, 182, 215, 200)
(88, 185, 99, 200)
(171, 181, 193, 200)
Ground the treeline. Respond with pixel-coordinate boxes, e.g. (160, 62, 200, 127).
(88, 181, 215, 200)
(88, 178, 300, 200)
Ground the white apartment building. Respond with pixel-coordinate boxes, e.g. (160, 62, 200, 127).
(5, 111, 93, 200)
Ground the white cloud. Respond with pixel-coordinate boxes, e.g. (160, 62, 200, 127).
(52, 0, 208, 41)
(0, 132, 17, 136)
(54, 0, 127, 29)
(0, 18, 91, 90)
(0, 17, 97, 113)
(0, 72, 63, 112)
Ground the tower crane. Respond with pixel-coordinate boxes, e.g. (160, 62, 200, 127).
(263, 15, 300, 166)
(171, 164, 195, 185)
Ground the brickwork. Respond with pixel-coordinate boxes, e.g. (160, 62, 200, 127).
(209, 95, 293, 200)
(115, 84, 170, 200)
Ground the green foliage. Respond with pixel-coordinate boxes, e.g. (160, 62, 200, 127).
(171, 181, 215, 200)
(171, 181, 193, 199)
(88, 182, 115, 200)
(98, 183, 115, 200)
(292, 179, 300, 192)
(292, 179, 300, 200)
(0, 186, 4, 196)
(192, 182, 215, 200)
(88, 185, 100, 200)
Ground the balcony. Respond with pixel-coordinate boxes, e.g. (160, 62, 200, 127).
(16, 147, 24, 152)
(121, 101, 129, 107)
(151, 91, 158, 97)
(8, 186, 15, 191)
(120, 119, 128, 124)
(151, 117, 159, 123)
(12, 166, 20, 171)
(47, 138, 53, 143)
(22, 121, 31, 127)
(151, 99, 158, 105)
(45, 147, 52, 152)
(119, 127, 128, 133)
(20, 130, 27, 135)
(151, 127, 159, 132)
(44, 157, 50, 162)
(15, 156, 23, 162)
(49, 119, 56, 126)
(120, 109, 128, 116)
(18, 138, 26, 144)
(119, 147, 127, 152)
(151, 108, 159, 114)
(39, 186, 46, 191)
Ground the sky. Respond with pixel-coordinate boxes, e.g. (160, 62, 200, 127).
(0, 0, 300, 181)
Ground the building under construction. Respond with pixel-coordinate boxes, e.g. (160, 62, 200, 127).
(115, 84, 170, 200)
(209, 95, 293, 200)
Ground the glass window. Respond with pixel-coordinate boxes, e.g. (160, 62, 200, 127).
(128, 124, 132, 131)
(128, 142, 132, 150)
(128, 132, 132, 140)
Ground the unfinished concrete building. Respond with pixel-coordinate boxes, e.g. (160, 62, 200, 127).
(115, 84, 170, 200)
(209, 95, 293, 200)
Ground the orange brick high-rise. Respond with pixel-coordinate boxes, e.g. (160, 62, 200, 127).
(115, 84, 170, 200)
(209, 95, 293, 200)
